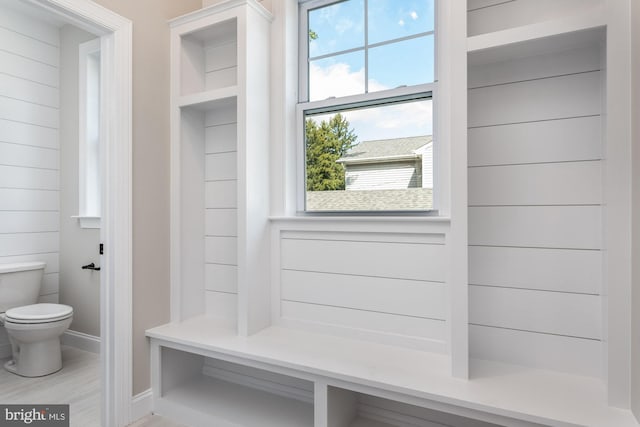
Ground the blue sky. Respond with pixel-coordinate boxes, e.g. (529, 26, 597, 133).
(307, 0, 435, 142)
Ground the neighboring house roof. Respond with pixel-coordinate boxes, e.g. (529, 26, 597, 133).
(338, 135, 433, 165)
(306, 188, 433, 212)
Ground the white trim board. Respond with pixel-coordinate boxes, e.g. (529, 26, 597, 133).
(131, 389, 153, 423)
(24, 1, 134, 426)
(62, 330, 101, 354)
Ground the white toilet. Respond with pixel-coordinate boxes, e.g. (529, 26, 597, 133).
(0, 262, 73, 377)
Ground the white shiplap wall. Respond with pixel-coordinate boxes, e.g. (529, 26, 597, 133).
(204, 99, 238, 326)
(467, 44, 604, 376)
(0, 7, 60, 305)
(277, 230, 448, 352)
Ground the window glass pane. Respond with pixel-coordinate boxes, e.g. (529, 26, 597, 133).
(309, 51, 365, 101)
(305, 97, 433, 212)
(368, 35, 434, 90)
(309, 0, 364, 58)
(368, 0, 434, 45)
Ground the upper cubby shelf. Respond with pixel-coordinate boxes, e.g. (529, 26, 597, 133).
(180, 17, 238, 96)
(467, 1, 606, 65)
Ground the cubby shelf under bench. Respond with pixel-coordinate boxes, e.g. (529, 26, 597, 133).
(147, 317, 637, 427)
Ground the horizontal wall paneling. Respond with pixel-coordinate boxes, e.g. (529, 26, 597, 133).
(0, 252, 58, 274)
(205, 263, 238, 294)
(0, 73, 59, 108)
(0, 211, 58, 233)
(0, 96, 59, 129)
(468, 206, 602, 249)
(0, 119, 59, 149)
(0, 164, 58, 190)
(468, 72, 601, 128)
(468, 46, 601, 89)
(470, 325, 601, 377)
(205, 151, 237, 181)
(0, 26, 59, 66)
(0, 142, 58, 169)
(469, 285, 601, 339)
(467, 39, 604, 376)
(205, 291, 237, 326)
(469, 246, 601, 294)
(468, 116, 602, 167)
(468, 161, 602, 206)
(205, 123, 237, 154)
(0, 232, 58, 257)
(0, 188, 58, 211)
(281, 237, 445, 283)
(281, 269, 446, 320)
(281, 301, 447, 350)
(205, 180, 237, 209)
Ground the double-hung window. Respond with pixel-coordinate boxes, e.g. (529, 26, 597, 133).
(298, 0, 436, 213)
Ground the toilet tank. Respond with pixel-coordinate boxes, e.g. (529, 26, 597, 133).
(0, 262, 45, 313)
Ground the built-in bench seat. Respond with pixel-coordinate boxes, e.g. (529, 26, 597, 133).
(147, 317, 638, 427)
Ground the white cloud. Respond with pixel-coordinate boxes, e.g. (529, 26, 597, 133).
(309, 62, 365, 101)
(410, 11, 419, 20)
(309, 61, 433, 141)
(398, 19, 405, 26)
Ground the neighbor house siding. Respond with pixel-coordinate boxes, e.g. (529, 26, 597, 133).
(345, 161, 420, 190)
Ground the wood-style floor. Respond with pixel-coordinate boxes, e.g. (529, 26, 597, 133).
(0, 346, 100, 427)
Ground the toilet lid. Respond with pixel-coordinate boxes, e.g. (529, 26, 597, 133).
(5, 303, 73, 324)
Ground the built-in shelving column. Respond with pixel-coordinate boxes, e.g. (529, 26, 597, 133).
(169, 0, 273, 334)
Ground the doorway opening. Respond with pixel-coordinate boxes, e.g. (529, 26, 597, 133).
(0, 0, 132, 425)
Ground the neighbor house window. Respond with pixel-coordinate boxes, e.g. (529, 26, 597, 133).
(299, 0, 436, 213)
(76, 38, 101, 229)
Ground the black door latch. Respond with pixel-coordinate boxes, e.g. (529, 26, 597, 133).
(81, 263, 101, 271)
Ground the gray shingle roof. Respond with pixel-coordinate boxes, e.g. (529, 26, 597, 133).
(306, 188, 433, 212)
(338, 135, 432, 164)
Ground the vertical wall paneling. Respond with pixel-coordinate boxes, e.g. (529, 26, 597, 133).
(467, 33, 604, 376)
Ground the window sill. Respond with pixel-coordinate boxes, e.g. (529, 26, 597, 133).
(71, 216, 101, 229)
(269, 215, 450, 223)
(269, 215, 450, 234)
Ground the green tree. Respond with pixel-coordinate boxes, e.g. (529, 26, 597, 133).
(306, 114, 357, 191)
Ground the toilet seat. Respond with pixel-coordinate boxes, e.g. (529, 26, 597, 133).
(5, 303, 73, 324)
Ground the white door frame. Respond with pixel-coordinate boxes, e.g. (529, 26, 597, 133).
(26, 1, 133, 426)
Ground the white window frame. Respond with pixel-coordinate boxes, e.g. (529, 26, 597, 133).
(75, 38, 102, 229)
(297, 0, 439, 215)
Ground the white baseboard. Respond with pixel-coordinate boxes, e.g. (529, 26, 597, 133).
(62, 330, 101, 354)
(131, 389, 153, 422)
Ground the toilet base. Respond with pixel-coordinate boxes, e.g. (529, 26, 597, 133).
(3, 316, 72, 377)
(4, 339, 64, 377)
